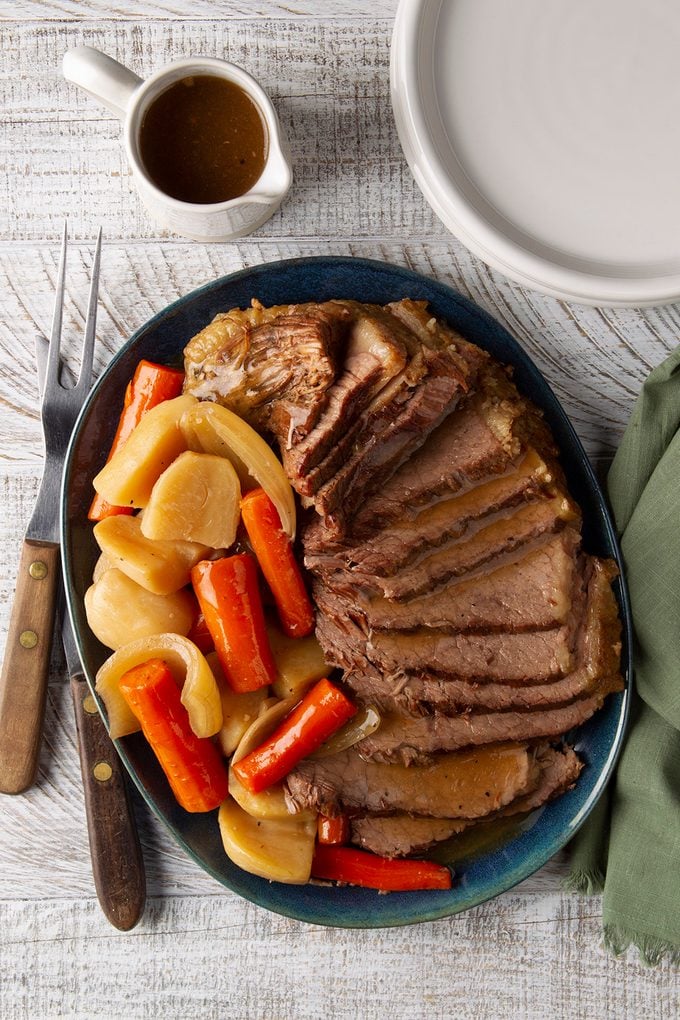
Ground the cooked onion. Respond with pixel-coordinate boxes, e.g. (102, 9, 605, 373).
(95, 632, 222, 740)
(181, 402, 296, 539)
(309, 704, 381, 758)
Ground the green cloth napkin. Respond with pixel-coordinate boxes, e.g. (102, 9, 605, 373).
(567, 346, 680, 966)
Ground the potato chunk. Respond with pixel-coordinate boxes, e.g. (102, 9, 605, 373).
(93, 514, 209, 595)
(85, 569, 195, 650)
(208, 652, 269, 757)
(93, 394, 197, 509)
(141, 451, 240, 549)
(218, 798, 317, 884)
(267, 625, 329, 701)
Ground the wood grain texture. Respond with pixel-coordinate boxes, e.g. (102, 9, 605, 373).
(0, 538, 60, 793)
(0, 895, 677, 1020)
(1, 2, 679, 1014)
(1, 1, 398, 20)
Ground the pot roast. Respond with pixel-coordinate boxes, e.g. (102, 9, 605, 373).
(184, 296, 623, 858)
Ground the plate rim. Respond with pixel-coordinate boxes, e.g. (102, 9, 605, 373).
(390, 0, 680, 307)
(61, 254, 632, 928)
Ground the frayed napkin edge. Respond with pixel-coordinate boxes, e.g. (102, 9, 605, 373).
(603, 924, 680, 968)
(563, 868, 605, 896)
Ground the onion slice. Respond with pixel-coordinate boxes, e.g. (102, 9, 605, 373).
(181, 402, 296, 539)
(310, 704, 381, 759)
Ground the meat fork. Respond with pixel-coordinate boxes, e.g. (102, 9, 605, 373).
(0, 222, 99, 793)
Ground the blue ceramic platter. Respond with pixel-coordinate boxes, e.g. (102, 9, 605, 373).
(61, 257, 631, 928)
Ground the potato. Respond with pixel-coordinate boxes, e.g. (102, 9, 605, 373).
(85, 568, 195, 651)
(94, 514, 209, 595)
(181, 401, 296, 539)
(92, 552, 114, 583)
(96, 632, 222, 739)
(218, 798, 317, 884)
(208, 652, 269, 757)
(227, 696, 304, 821)
(267, 624, 329, 701)
(93, 394, 197, 509)
(141, 451, 240, 549)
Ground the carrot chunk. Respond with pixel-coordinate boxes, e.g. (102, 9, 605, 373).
(232, 678, 357, 793)
(240, 488, 315, 638)
(191, 554, 277, 694)
(118, 658, 229, 813)
(317, 813, 351, 846)
(311, 845, 452, 891)
(89, 360, 184, 521)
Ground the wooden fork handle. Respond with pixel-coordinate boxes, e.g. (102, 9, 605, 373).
(0, 539, 60, 794)
(71, 676, 146, 930)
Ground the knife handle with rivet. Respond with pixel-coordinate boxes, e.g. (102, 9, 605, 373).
(0, 539, 60, 794)
(70, 676, 146, 931)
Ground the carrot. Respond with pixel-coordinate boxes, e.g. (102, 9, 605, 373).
(118, 658, 229, 813)
(311, 845, 452, 892)
(191, 554, 277, 694)
(187, 609, 215, 655)
(89, 359, 185, 521)
(231, 678, 357, 793)
(240, 488, 315, 638)
(317, 813, 350, 846)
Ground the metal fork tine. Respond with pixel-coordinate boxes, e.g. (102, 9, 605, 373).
(76, 225, 102, 393)
(46, 221, 68, 397)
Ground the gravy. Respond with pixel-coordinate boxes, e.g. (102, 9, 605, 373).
(139, 75, 268, 204)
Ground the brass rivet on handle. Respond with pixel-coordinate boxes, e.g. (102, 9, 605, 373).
(82, 695, 98, 715)
(93, 761, 113, 782)
(19, 630, 38, 649)
(29, 560, 48, 580)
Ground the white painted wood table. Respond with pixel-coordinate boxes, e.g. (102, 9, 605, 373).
(1, 3, 678, 1017)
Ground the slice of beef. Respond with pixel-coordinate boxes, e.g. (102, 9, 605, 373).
(374, 493, 579, 601)
(303, 447, 560, 576)
(316, 528, 582, 634)
(346, 362, 534, 539)
(280, 312, 408, 480)
(349, 744, 582, 856)
(355, 673, 624, 764)
(294, 305, 448, 499)
(316, 607, 576, 681)
(347, 557, 621, 713)
(183, 300, 351, 443)
(285, 742, 537, 819)
(350, 816, 473, 858)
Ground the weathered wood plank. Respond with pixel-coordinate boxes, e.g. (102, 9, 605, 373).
(0, 1, 398, 20)
(0, 894, 677, 1020)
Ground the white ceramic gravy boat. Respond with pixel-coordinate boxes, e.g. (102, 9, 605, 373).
(63, 46, 292, 241)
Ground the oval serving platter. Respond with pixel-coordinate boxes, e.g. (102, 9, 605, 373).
(61, 257, 631, 928)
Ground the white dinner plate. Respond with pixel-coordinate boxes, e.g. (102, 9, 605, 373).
(391, 0, 680, 306)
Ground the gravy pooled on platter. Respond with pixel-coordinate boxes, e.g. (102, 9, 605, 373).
(139, 75, 268, 204)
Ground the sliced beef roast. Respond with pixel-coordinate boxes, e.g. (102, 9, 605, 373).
(285, 742, 537, 819)
(349, 744, 583, 856)
(183, 296, 624, 859)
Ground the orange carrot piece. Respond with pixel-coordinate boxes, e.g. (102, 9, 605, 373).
(311, 845, 453, 891)
(191, 554, 277, 694)
(240, 488, 315, 638)
(318, 813, 351, 846)
(118, 658, 229, 813)
(187, 609, 215, 655)
(232, 678, 357, 793)
(89, 360, 185, 521)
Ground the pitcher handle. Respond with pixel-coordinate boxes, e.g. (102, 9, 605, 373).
(63, 46, 142, 121)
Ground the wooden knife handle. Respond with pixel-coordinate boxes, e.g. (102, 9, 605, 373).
(71, 676, 146, 931)
(0, 539, 60, 794)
